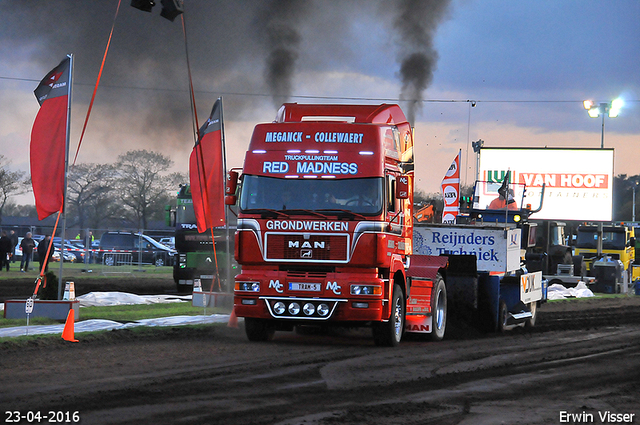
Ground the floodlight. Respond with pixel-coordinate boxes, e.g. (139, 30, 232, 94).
(160, 0, 184, 21)
(131, 0, 155, 12)
(609, 98, 623, 117)
(588, 108, 600, 118)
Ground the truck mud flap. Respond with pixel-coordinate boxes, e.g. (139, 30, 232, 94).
(477, 273, 501, 332)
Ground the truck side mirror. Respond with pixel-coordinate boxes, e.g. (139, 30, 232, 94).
(396, 175, 409, 199)
(225, 170, 239, 205)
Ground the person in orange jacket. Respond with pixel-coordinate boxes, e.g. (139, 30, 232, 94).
(488, 189, 518, 210)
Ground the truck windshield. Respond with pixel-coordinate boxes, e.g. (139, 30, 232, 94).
(549, 225, 566, 246)
(176, 201, 196, 225)
(240, 175, 384, 215)
(576, 229, 626, 250)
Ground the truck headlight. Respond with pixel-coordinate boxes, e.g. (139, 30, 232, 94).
(317, 304, 330, 316)
(273, 301, 286, 314)
(288, 302, 301, 315)
(236, 281, 260, 292)
(303, 303, 315, 316)
(350, 285, 381, 296)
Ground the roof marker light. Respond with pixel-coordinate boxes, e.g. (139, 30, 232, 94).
(285, 175, 299, 179)
(321, 175, 336, 179)
(305, 150, 320, 154)
(287, 149, 301, 154)
(303, 175, 318, 179)
(359, 151, 374, 155)
(252, 150, 267, 154)
(324, 150, 338, 154)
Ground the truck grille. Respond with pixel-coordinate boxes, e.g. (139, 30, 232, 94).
(286, 270, 328, 280)
(265, 233, 348, 262)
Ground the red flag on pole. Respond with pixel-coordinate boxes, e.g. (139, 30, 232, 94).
(441, 150, 461, 224)
(189, 98, 225, 233)
(30, 57, 70, 220)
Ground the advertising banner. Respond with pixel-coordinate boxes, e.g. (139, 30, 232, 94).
(413, 225, 522, 273)
(478, 148, 614, 221)
(441, 151, 460, 224)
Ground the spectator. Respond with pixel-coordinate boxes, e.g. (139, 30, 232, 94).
(20, 232, 36, 272)
(37, 235, 54, 273)
(0, 231, 12, 271)
(9, 230, 18, 263)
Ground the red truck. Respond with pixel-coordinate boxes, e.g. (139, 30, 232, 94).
(226, 103, 541, 346)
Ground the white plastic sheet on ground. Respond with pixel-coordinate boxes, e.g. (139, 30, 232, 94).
(0, 291, 233, 339)
(547, 282, 594, 300)
(77, 291, 192, 307)
(0, 315, 232, 338)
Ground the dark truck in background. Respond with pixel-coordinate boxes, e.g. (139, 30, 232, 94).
(169, 184, 238, 292)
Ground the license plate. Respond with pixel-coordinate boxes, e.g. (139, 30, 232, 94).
(200, 275, 214, 279)
(289, 282, 320, 291)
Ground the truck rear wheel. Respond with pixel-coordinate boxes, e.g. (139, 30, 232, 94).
(244, 318, 275, 342)
(372, 284, 405, 347)
(525, 301, 537, 328)
(498, 300, 508, 333)
(428, 275, 447, 341)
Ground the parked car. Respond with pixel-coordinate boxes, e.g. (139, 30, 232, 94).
(54, 242, 85, 263)
(159, 237, 175, 249)
(98, 232, 176, 267)
(52, 248, 77, 263)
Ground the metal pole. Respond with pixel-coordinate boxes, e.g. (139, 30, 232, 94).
(220, 97, 232, 293)
(600, 112, 605, 149)
(633, 183, 637, 222)
(58, 53, 73, 300)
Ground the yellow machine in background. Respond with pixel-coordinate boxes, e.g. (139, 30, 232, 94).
(574, 224, 636, 280)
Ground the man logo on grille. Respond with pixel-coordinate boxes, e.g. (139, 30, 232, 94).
(289, 241, 325, 249)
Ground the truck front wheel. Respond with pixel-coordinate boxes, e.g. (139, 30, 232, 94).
(372, 284, 405, 347)
(244, 318, 275, 342)
(428, 275, 447, 341)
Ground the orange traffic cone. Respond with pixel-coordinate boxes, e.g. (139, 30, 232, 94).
(62, 309, 79, 342)
(227, 307, 238, 328)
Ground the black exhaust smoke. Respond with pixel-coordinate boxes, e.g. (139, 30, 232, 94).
(392, 0, 451, 125)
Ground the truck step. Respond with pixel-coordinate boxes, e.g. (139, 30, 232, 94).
(507, 311, 532, 325)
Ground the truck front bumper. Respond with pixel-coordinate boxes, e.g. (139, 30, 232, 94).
(234, 296, 387, 322)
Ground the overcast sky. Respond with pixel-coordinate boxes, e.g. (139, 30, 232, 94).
(1, 0, 638, 204)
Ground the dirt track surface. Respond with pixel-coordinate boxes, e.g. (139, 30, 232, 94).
(2, 277, 640, 424)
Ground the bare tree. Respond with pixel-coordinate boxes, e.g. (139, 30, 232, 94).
(115, 150, 179, 230)
(0, 155, 28, 226)
(67, 163, 118, 229)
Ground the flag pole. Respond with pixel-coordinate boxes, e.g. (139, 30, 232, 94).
(57, 53, 73, 300)
(220, 96, 232, 293)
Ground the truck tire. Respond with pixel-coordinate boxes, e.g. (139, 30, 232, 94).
(154, 256, 165, 267)
(428, 274, 447, 341)
(497, 300, 508, 333)
(525, 301, 537, 328)
(244, 318, 275, 342)
(572, 255, 587, 277)
(372, 284, 405, 347)
(104, 255, 115, 267)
